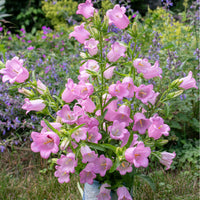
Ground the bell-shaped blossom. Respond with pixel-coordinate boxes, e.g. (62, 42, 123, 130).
(143, 61, 162, 79)
(146, 91, 159, 105)
(22, 98, 46, 114)
(76, 0, 95, 19)
(57, 105, 84, 125)
(120, 131, 130, 147)
(102, 94, 118, 121)
(54, 166, 70, 183)
(135, 84, 154, 104)
(69, 23, 90, 44)
(117, 186, 132, 200)
(75, 81, 94, 100)
(97, 183, 111, 200)
(71, 127, 88, 142)
(93, 155, 112, 176)
(106, 4, 129, 29)
(79, 163, 96, 184)
(108, 120, 128, 140)
(56, 153, 78, 173)
(125, 142, 151, 168)
(116, 161, 132, 175)
(62, 78, 77, 103)
(132, 113, 151, 134)
(114, 105, 133, 125)
(179, 71, 198, 90)
(133, 58, 151, 74)
(0, 56, 29, 84)
(159, 151, 176, 170)
(103, 63, 115, 79)
(31, 131, 60, 159)
(130, 134, 139, 147)
(37, 79, 47, 94)
(109, 80, 129, 100)
(77, 115, 99, 128)
(78, 70, 90, 82)
(78, 97, 96, 113)
(84, 38, 99, 56)
(122, 77, 136, 98)
(80, 145, 98, 163)
(107, 42, 126, 62)
(80, 59, 99, 73)
(148, 115, 170, 140)
(87, 126, 102, 143)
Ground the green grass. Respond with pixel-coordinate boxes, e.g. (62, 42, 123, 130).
(0, 146, 199, 200)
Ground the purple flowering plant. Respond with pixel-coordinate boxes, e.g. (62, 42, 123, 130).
(0, 1, 198, 199)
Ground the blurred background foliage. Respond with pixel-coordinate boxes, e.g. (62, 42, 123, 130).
(1, 0, 195, 33)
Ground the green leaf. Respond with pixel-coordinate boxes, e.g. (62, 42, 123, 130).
(86, 142, 105, 151)
(43, 119, 61, 136)
(115, 71, 127, 77)
(109, 157, 120, 173)
(136, 174, 156, 192)
(100, 143, 117, 152)
(69, 124, 86, 134)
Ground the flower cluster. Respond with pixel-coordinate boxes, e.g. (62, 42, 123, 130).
(0, 1, 198, 199)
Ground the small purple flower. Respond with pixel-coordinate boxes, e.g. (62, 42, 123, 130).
(96, 183, 111, 200)
(54, 166, 70, 183)
(117, 186, 132, 200)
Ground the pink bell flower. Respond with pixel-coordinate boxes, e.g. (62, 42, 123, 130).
(179, 71, 198, 90)
(78, 97, 96, 113)
(148, 115, 170, 140)
(80, 59, 99, 73)
(143, 60, 162, 79)
(87, 126, 102, 143)
(71, 127, 88, 142)
(117, 186, 132, 200)
(57, 105, 84, 125)
(84, 38, 99, 56)
(93, 155, 112, 177)
(106, 5, 129, 29)
(108, 80, 129, 100)
(132, 113, 151, 134)
(77, 115, 99, 128)
(37, 79, 47, 94)
(76, 0, 95, 19)
(159, 151, 176, 170)
(69, 23, 90, 44)
(125, 142, 151, 168)
(108, 120, 128, 140)
(0, 56, 29, 84)
(62, 78, 77, 103)
(133, 58, 151, 74)
(103, 63, 115, 79)
(146, 91, 160, 105)
(31, 131, 60, 159)
(22, 98, 46, 114)
(116, 161, 132, 175)
(80, 145, 98, 163)
(56, 153, 78, 173)
(122, 77, 136, 98)
(75, 81, 94, 100)
(97, 183, 111, 200)
(54, 166, 70, 183)
(80, 163, 96, 184)
(107, 42, 126, 62)
(114, 105, 133, 125)
(120, 131, 130, 147)
(135, 84, 154, 104)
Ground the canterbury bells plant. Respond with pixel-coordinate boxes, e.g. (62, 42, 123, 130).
(0, 1, 198, 199)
